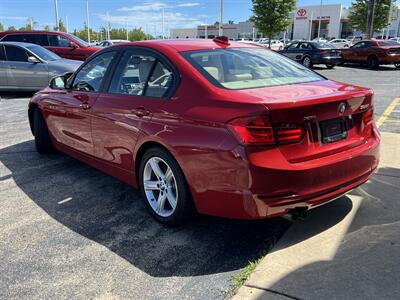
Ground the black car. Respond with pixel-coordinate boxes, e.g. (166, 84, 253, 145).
(279, 41, 343, 69)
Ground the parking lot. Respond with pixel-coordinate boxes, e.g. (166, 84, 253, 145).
(1, 65, 399, 299)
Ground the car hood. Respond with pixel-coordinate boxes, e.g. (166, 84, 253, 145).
(221, 79, 372, 110)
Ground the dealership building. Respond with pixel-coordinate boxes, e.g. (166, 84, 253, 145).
(170, 3, 400, 40)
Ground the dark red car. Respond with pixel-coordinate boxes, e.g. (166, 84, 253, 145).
(0, 30, 99, 61)
(28, 38, 380, 225)
(341, 39, 400, 69)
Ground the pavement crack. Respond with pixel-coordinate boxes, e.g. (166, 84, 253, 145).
(244, 284, 303, 300)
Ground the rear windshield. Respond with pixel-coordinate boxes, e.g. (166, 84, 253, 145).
(181, 48, 323, 90)
(378, 41, 400, 46)
(313, 42, 335, 49)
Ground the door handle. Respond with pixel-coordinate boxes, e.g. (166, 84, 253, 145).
(131, 107, 150, 117)
(80, 102, 91, 110)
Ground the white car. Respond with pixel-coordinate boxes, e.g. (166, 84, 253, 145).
(390, 37, 400, 44)
(258, 39, 284, 51)
(329, 39, 351, 48)
(98, 39, 129, 47)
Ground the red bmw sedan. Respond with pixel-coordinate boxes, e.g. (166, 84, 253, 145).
(28, 37, 380, 225)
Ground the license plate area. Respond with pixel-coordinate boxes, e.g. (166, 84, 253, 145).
(320, 118, 348, 144)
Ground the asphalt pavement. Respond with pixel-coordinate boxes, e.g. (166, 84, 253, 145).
(0, 65, 399, 299)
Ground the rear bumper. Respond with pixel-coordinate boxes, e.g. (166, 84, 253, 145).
(315, 56, 343, 65)
(193, 133, 380, 220)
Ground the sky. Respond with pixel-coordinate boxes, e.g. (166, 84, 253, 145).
(1, 0, 353, 35)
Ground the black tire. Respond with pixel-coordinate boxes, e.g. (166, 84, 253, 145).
(367, 55, 379, 69)
(33, 108, 55, 154)
(395, 63, 400, 69)
(139, 147, 196, 226)
(326, 64, 335, 69)
(302, 56, 313, 68)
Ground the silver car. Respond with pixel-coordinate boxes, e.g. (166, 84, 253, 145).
(0, 42, 82, 91)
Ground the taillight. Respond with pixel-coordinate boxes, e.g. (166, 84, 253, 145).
(227, 116, 304, 145)
(276, 124, 304, 144)
(363, 109, 374, 125)
(227, 115, 275, 145)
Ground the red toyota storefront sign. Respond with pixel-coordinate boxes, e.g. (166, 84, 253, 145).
(296, 8, 308, 20)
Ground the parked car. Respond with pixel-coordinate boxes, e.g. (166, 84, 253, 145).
(346, 36, 363, 46)
(0, 42, 81, 91)
(0, 31, 100, 61)
(259, 39, 284, 51)
(28, 37, 380, 225)
(279, 41, 343, 68)
(340, 40, 400, 69)
(98, 39, 129, 47)
(390, 37, 400, 44)
(329, 39, 351, 48)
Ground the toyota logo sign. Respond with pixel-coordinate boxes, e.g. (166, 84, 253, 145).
(297, 9, 307, 17)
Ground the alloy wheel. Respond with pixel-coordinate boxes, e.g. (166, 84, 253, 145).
(302, 57, 311, 68)
(143, 157, 178, 218)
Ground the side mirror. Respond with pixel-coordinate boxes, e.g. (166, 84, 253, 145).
(28, 56, 41, 64)
(69, 41, 78, 49)
(49, 72, 73, 89)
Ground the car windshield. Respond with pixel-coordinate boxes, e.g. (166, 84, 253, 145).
(313, 42, 335, 49)
(26, 45, 61, 61)
(66, 33, 90, 47)
(378, 41, 400, 46)
(182, 48, 323, 90)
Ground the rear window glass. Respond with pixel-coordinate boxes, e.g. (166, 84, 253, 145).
(378, 41, 400, 46)
(181, 48, 323, 90)
(313, 42, 335, 49)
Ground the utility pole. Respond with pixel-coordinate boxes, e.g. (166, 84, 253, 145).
(386, 0, 393, 39)
(317, 0, 322, 39)
(126, 19, 129, 40)
(366, 0, 377, 39)
(54, 0, 59, 31)
(219, 0, 223, 36)
(86, 0, 90, 43)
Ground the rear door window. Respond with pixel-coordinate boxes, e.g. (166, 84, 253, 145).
(109, 50, 174, 98)
(4, 45, 29, 62)
(2, 34, 24, 42)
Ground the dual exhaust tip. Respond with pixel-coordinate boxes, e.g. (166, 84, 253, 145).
(282, 207, 308, 222)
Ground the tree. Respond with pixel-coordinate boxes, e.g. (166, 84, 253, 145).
(0, 23, 3, 31)
(349, 0, 392, 35)
(7, 26, 16, 31)
(43, 25, 51, 31)
(251, 0, 296, 47)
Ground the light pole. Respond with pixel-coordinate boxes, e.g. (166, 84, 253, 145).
(219, 0, 224, 36)
(86, 0, 90, 43)
(54, 0, 59, 31)
(162, 7, 165, 39)
(317, 0, 322, 39)
(126, 19, 129, 40)
(386, 0, 393, 39)
(66, 15, 69, 33)
(309, 11, 314, 40)
(29, 17, 33, 30)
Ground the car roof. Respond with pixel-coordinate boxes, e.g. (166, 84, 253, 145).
(0, 30, 61, 35)
(0, 41, 35, 47)
(111, 39, 262, 52)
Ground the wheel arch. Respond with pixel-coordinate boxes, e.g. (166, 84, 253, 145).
(28, 102, 38, 135)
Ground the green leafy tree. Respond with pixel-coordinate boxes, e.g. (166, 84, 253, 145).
(251, 0, 296, 47)
(7, 25, 16, 31)
(349, 0, 393, 35)
(43, 25, 51, 31)
(0, 23, 4, 31)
